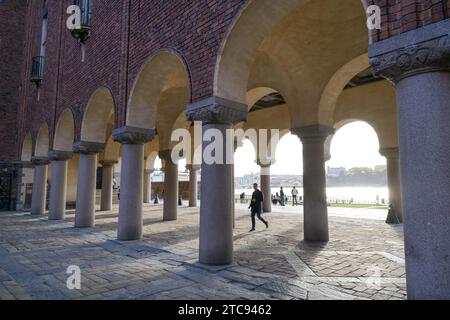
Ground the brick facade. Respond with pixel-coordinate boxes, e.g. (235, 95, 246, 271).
(0, 0, 448, 161)
(0, 0, 27, 162)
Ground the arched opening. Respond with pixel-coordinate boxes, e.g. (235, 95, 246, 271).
(81, 87, 115, 143)
(127, 50, 191, 131)
(215, 0, 370, 127)
(35, 124, 50, 158)
(20, 133, 34, 210)
(54, 109, 75, 151)
(327, 121, 388, 213)
(21, 133, 33, 162)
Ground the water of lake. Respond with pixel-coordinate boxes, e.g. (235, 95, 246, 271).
(235, 187, 389, 203)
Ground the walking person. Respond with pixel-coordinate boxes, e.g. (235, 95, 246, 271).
(279, 187, 285, 206)
(291, 186, 299, 206)
(249, 183, 269, 232)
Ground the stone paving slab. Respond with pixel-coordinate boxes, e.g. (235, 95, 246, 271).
(0, 204, 406, 300)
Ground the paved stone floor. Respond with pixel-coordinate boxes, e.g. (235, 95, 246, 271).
(0, 204, 406, 300)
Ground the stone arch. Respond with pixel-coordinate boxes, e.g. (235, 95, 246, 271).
(325, 119, 383, 162)
(81, 87, 116, 143)
(101, 136, 121, 162)
(54, 108, 75, 151)
(21, 133, 33, 162)
(318, 54, 370, 126)
(214, 0, 370, 106)
(127, 50, 191, 130)
(35, 124, 50, 158)
(146, 151, 159, 171)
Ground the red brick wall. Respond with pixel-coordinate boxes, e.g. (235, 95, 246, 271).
(8, 0, 450, 159)
(0, 0, 27, 161)
(370, 0, 450, 41)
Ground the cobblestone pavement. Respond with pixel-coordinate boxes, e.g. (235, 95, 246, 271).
(0, 204, 406, 300)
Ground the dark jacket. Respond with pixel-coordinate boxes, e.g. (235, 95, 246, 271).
(249, 190, 264, 213)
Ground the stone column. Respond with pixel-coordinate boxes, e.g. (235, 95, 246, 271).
(370, 20, 450, 299)
(187, 96, 248, 265)
(14, 161, 33, 211)
(143, 169, 154, 204)
(48, 151, 73, 220)
(30, 157, 49, 215)
(100, 160, 116, 211)
(160, 150, 178, 221)
(73, 142, 104, 228)
(293, 125, 334, 242)
(113, 126, 155, 241)
(380, 148, 403, 222)
(257, 159, 274, 213)
(187, 165, 200, 207)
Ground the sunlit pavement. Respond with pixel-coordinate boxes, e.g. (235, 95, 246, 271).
(0, 204, 405, 300)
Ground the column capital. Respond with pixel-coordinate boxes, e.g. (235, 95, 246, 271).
(380, 147, 399, 159)
(158, 149, 172, 160)
(12, 160, 34, 168)
(112, 126, 155, 145)
(31, 157, 50, 166)
(292, 125, 335, 144)
(73, 141, 105, 155)
(369, 20, 450, 84)
(186, 164, 201, 172)
(48, 150, 73, 161)
(186, 96, 248, 125)
(256, 158, 275, 168)
(100, 160, 118, 168)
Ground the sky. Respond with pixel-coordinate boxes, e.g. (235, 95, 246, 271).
(234, 121, 386, 177)
(154, 121, 387, 176)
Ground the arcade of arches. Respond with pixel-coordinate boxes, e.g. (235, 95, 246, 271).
(16, 1, 450, 299)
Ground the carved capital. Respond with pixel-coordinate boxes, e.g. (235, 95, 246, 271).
(186, 164, 201, 172)
(73, 141, 105, 155)
(186, 96, 248, 125)
(292, 125, 335, 144)
(256, 158, 275, 168)
(13, 161, 34, 169)
(158, 149, 172, 160)
(369, 20, 450, 83)
(31, 157, 50, 166)
(112, 126, 155, 145)
(100, 160, 118, 168)
(48, 150, 73, 161)
(380, 147, 399, 159)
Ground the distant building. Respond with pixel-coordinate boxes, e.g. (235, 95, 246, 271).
(327, 167, 347, 178)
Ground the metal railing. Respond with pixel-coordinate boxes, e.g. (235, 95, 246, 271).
(71, 0, 92, 43)
(30, 56, 44, 85)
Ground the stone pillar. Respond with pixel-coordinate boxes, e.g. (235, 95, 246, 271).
(257, 159, 274, 213)
(73, 142, 104, 228)
(30, 157, 49, 215)
(187, 96, 247, 265)
(380, 148, 403, 222)
(113, 126, 155, 241)
(48, 151, 72, 220)
(370, 20, 450, 299)
(100, 160, 116, 211)
(160, 150, 178, 221)
(187, 165, 200, 207)
(293, 125, 334, 242)
(143, 169, 154, 204)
